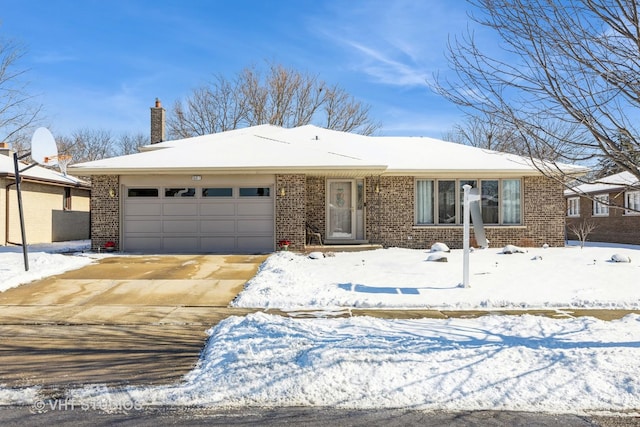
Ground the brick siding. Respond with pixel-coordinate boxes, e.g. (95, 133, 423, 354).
(90, 175, 120, 251)
(275, 174, 306, 251)
(362, 175, 564, 249)
(305, 177, 325, 237)
(566, 192, 640, 245)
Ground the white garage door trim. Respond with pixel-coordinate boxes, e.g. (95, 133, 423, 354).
(122, 178, 275, 254)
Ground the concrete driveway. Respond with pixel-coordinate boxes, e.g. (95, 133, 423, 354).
(0, 254, 267, 390)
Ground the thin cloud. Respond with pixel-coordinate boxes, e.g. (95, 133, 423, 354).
(344, 40, 429, 87)
(32, 51, 77, 64)
(309, 1, 468, 88)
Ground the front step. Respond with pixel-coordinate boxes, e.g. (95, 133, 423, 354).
(304, 244, 383, 253)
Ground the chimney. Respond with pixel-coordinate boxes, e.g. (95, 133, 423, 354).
(150, 97, 166, 144)
(0, 142, 12, 157)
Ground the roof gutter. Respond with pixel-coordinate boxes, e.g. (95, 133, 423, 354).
(67, 165, 389, 176)
(0, 172, 90, 189)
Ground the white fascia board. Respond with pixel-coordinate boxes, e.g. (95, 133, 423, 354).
(67, 165, 388, 176)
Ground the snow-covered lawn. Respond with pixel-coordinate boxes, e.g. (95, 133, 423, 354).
(69, 312, 640, 413)
(0, 240, 94, 292)
(1, 241, 640, 415)
(232, 243, 640, 310)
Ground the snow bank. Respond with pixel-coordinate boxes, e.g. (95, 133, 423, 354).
(0, 240, 95, 292)
(68, 312, 640, 413)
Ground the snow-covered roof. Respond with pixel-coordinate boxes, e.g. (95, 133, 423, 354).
(0, 154, 89, 188)
(565, 171, 640, 196)
(68, 124, 587, 177)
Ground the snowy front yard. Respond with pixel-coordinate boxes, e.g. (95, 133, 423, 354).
(1, 241, 640, 414)
(232, 243, 640, 310)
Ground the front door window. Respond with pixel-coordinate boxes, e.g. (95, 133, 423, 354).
(328, 181, 354, 239)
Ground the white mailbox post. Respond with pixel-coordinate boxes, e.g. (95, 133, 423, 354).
(462, 185, 488, 288)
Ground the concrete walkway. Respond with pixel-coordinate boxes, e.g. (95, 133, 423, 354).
(1, 253, 638, 392)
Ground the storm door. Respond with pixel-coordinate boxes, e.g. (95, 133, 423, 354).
(326, 180, 356, 240)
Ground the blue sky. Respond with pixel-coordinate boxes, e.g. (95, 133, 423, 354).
(1, 1, 481, 140)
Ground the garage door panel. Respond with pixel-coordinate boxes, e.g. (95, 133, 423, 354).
(163, 237, 199, 252)
(200, 203, 235, 216)
(125, 237, 161, 252)
(163, 220, 199, 233)
(200, 219, 236, 233)
(238, 202, 272, 216)
(125, 220, 162, 233)
(163, 204, 198, 216)
(237, 218, 273, 234)
(238, 236, 274, 253)
(201, 237, 236, 252)
(127, 203, 162, 216)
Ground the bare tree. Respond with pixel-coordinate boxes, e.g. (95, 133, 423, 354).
(433, 0, 640, 183)
(56, 129, 150, 163)
(323, 84, 379, 135)
(57, 129, 115, 163)
(168, 62, 380, 139)
(0, 34, 42, 148)
(567, 219, 598, 249)
(443, 114, 523, 153)
(171, 76, 247, 137)
(117, 132, 148, 155)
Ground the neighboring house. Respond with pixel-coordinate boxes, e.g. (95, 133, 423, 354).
(0, 144, 91, 245)
(67, 103, 585, 254)
(565, 171, 640, 245)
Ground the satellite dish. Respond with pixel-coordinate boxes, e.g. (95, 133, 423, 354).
(31, 127, 59, 166)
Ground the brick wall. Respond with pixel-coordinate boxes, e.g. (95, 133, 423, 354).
(365, 176, 416, 247)
(306, 176, 325, 238)
(275, 174, 306, 250)
(522, 176, 566, 247)
(566, 192, 640, 244)
(363, 175, 565, 249)
(90, 175, 120, 251)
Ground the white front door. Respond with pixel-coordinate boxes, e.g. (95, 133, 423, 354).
(327, 180, 356, 240)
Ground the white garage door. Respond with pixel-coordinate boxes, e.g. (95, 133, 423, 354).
(123, 184, 274, 253)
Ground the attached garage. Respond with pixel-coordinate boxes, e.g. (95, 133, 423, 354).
(121, 175, 275, 253)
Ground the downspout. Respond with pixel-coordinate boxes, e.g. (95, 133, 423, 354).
(5, 179, 16, 246)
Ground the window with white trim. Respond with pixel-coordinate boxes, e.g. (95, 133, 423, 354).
(625, 191, 640, 215)
(239, 187, 271, 197)
(202, 188, 233, 197)
(416, 180, 434, 224)
(502, 179, 521, 224)
(593, 194, 609, 216)
(127, 188, 159, 197)
(165, 187, 196, 197)
(567, 197, 580, 217)
(415, 178, 521, 225)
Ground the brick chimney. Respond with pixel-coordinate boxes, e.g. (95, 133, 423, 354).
(0, 142, 12, 157)
(150, 98, 165, 144)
